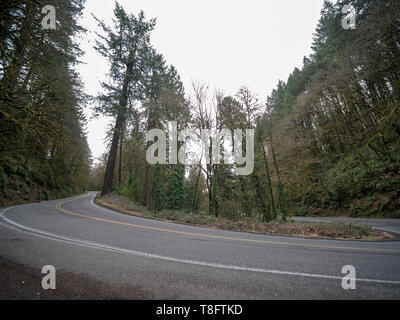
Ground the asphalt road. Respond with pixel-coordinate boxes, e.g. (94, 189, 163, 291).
(1, 192, 400, 299)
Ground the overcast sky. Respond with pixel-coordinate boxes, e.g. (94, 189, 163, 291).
(78, 0, 325, 163)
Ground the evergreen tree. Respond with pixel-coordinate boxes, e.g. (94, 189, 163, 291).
(94, 3, 156, 196)
(0, 0, 90, 204)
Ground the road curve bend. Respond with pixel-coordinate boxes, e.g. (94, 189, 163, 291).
(1, 192, 400, 299)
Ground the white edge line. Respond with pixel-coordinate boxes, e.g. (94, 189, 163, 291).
(1, 202, 400, 286)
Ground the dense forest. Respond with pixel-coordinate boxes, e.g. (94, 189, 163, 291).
(1, 0, 399, 219)
(261, 0, 400, 218)
(0, 0, 91, 205)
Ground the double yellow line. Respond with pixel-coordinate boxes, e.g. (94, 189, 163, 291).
(55, 198, 400, 254)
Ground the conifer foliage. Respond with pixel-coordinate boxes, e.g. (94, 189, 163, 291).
(0, 0, 91, 205)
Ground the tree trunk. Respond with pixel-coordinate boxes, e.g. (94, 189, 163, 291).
(118, 127, 124, 186)
(251, 173, 270, 221)
(101, 60, 133, 196)
(102, 112, 124, 196)
(213, 165, 219, 218)
(143, 111, 156, 207)
(258, 126, 276, 217)
(191, 166, 201, 211)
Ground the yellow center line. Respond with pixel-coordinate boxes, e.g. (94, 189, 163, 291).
(55, 198, 400, 254)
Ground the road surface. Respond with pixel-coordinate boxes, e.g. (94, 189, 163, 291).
(1, 192, 400, 299)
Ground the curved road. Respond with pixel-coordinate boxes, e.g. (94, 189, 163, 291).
(1, 192, 400, 299)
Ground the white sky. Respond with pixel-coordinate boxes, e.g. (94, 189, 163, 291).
(78, 0, 325, 163)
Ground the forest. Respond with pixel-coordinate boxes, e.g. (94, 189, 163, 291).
(0, 0, 91, 205)
(1, 0, 399, 220)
